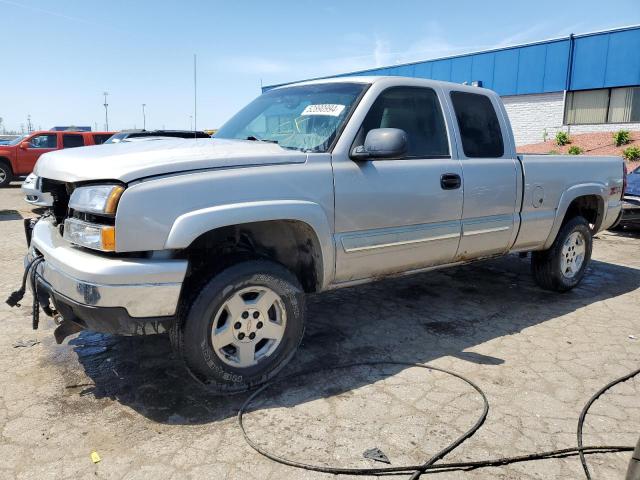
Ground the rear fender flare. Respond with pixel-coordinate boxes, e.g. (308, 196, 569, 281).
(543, 183, 606, 249)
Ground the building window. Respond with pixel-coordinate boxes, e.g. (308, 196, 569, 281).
(609, 87, 640, 123)
(565, 86, 640, 125)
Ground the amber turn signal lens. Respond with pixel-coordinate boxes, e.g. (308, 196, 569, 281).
(104, 186, 125, 215)
(101, 226, 116, 251)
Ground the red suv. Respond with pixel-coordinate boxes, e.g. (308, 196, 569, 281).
(0, 130, 114, 187)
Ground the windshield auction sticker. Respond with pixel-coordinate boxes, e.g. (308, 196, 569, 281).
(301, 104, 346, 116)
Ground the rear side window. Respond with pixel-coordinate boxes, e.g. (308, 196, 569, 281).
(92, 134, 112, 145)
(357, 86, 450, 158)
(450, 91, 504, 158)
(62, 134, 85, 148)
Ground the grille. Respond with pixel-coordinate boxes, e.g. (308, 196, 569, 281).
(40, 179, 72, 225)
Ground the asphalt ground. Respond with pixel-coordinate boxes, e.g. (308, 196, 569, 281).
(1, 183, 638, 479)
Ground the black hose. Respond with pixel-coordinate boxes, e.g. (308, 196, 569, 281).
(577, 367, 640, 479)
(6, 254, 44, 308)
(238, 361, 638, 478)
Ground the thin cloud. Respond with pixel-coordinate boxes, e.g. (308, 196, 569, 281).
(212, 20, 590, 86)
(0, 0, 97, 25)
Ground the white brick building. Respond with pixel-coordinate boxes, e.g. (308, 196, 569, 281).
(503, 92, 640, 146)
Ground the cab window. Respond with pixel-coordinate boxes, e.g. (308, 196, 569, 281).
(450, 91, 504, 158)
(28, 134, 57, 149)
(354, 86, 450, 158)
(62, 134, 85, 148)
(92, 134, 112, 145)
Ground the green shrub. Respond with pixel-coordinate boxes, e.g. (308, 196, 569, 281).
(623, 146, 640, 162)
(568, 146, 583, 155)
(555, 131, 570, 146)
(613, 130, 631, 147)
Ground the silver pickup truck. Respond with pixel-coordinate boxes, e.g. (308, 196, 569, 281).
(19, 77, 624, 393)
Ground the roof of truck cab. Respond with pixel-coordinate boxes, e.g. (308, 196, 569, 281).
(276, 75, 497, 95)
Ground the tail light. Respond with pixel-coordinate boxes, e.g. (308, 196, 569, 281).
(622, 163, 628, 198)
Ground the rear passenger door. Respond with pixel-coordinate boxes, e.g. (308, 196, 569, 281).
(449, 91, 518, 259)
(333, 86, 463, 282)
(62, 133, 85, 149)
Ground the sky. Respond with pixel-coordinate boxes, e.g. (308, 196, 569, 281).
(1, 0, 639, 133)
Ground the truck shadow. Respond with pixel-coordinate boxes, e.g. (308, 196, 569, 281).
(69, 254, 639, 424)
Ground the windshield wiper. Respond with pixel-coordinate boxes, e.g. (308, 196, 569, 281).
(245, 136, 279, 144)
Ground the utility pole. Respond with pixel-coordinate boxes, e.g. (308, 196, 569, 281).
(103, 92, 109, 131)
(142, 104, 146, 130)
(193, 53, 197, 137)
(27, 114, 33, 132)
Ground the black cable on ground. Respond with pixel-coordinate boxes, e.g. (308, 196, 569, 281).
(5, 254, 43, 308)
(238, 361, 638, 478)
(577, 367, 640, 479)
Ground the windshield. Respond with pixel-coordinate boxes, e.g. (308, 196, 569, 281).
(6, 134, 28, 146)
(104, 133, 129, 144)
(215, 83, 367, 152)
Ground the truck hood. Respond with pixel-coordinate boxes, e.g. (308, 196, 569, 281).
(35, 138, 307, 183)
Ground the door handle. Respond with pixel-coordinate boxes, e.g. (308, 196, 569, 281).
(440, 173, 461, 190)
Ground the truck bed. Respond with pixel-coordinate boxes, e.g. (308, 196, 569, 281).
(513, 154, 624, 251)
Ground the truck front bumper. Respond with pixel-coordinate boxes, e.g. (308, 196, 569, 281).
(21, 174, 53, 207)
(27, 217, 188, 336)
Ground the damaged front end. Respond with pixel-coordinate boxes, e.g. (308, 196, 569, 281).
(7, 213, 186, 344)
(6, 216, 84, 343)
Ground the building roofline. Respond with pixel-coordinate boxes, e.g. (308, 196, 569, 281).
(264, 24, 640, 91)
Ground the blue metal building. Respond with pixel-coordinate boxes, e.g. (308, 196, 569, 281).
(265, 25, 640, 146)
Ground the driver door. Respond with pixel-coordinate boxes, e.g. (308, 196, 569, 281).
(16, 133, 58, 173)
(333, 86, 463, 283)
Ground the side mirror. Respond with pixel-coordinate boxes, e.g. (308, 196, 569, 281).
(20, 141, 29, 150)
(351, 128, 408, 160)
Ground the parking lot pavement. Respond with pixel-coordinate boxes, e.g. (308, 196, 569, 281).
(0, 183, 638, 480)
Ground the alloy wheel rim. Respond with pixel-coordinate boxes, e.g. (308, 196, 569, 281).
(211, 286, 287, 368)
(560, 231, 586, 279)
(0, 169, 6, 182)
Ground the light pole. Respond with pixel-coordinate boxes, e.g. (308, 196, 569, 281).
(103, 92, 109, 131)
(142, 104, 146, 130)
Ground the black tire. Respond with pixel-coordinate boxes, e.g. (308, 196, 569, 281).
(171, 260, 306, 394)
(0, 161, 13, 188)
(531, 216, 593, 292)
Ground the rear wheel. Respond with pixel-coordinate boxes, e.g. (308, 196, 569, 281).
(171, 260, 306, 394)
(0, 161, 13, 188)
(531, 216, 593, 292)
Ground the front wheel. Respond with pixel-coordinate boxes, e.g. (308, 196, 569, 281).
(172, 260, 306, 394)
(0, 162, 13, 188)
(531, 216, 593, 292)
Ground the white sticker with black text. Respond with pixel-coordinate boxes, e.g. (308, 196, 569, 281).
(301, 104, 346, 116)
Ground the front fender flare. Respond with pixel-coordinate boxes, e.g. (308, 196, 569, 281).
(543, 183, 606, 249)
(164, 199, 334, 289)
